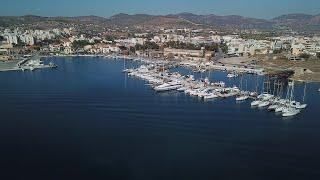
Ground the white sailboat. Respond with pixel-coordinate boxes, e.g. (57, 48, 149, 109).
(236, 76, 249, 101)
(282, 81, 301, 117)
(268, 80, 283, 111)
(256, 78, 273, 107)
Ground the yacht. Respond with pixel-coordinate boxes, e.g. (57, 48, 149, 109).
(154, 81, 182, 92)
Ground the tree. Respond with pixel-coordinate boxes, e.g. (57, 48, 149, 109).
(135, 41, 159, 51)
(105, 35, 115, 42)
(198, 43, 219, 52)
(72, 40, 92, 50)
(220, 43, 228, 54)
(166, 41, 201, 50)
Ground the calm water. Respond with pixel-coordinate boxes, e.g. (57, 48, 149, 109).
(1, 57, 320, 180)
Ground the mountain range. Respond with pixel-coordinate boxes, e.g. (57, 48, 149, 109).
(0, 12, 319, 31)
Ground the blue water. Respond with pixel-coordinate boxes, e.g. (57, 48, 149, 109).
(1, 57, 320, 180)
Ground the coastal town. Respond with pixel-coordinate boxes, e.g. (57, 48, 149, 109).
(1, 17, 320, 82)
(0, 19, 317, 117)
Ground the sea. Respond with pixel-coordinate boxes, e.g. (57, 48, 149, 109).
(0, 56, 320, 180)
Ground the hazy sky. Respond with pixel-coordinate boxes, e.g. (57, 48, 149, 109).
(1, 0, 319, 19)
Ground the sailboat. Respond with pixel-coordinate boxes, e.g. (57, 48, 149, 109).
(268, 80, 283, 111)
(251, 82, 262, 106)
(122, 57, 130, 73)
(254, 77, 273, 107)
(282, 81, 301, 117)
(236, 76, 249, 101)
(292, 82, 307, 109)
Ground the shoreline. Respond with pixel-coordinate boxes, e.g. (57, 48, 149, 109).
(1, 54, 320, 83)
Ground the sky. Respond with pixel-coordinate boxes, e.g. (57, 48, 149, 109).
(0, 0, 319, 19)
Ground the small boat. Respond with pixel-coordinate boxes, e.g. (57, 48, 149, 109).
(236, 95, 249, 101)
(122, 68, 132, 73)
(203, 93, 218, 99)
(249, 92, 258, 97)
(49, 62, 58, 68)
(227, 73, 238, 78)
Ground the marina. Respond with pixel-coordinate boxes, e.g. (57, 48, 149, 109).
(120, 56, 311, 118)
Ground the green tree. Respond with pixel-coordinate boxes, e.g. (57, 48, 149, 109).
(135, 41, 159, 51)
(105, 35, 115, 42)
(203, 43, 219, 52)
(72, 40, 92, 50)
(220, 43, 228, 54)
(166, 41, 201, 50)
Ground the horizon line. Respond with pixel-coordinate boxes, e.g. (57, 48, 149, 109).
(0, 11, 319, 20)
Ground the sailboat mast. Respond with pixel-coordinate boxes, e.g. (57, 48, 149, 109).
(303, 82, 307, 103)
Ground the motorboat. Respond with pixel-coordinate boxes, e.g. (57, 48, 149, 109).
(203, 93, 219, 99)
(236, 94, 249, 101)
(154, 81, 182, 92)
